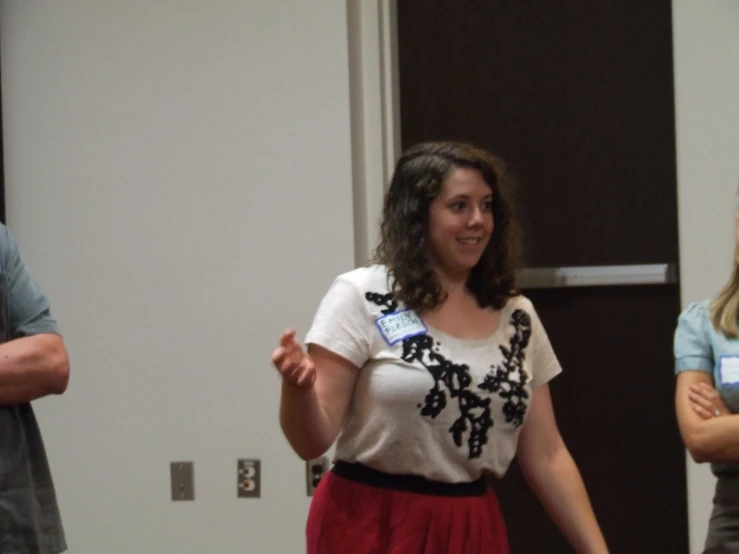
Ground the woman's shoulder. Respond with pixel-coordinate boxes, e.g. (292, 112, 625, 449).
(333, 264, 392, 294)
(679, 298, 711, 317)
(502, 294, 535, 315)
(677, 298, 712, 328)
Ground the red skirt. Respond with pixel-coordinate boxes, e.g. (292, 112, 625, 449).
(306, 462, 509, 554)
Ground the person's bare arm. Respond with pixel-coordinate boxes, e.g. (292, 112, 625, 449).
(687, 380, 730, 419)
(0, 333, 69, 405)
(517, 384, 609, 554)
(272, 330, 359, 460)
(0, 224, 70, 405)
(676, 370, 739, 463)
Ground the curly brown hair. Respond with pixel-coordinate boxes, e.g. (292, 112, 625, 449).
(372, 141, 523, 311)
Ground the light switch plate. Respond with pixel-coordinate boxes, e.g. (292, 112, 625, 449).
(170, 461, 194, 501)
(238, 458, 261, 498)
(306, 456, 329, 496)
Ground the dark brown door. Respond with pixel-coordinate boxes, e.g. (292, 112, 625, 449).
(397, 2, 686, 552)
(0, 38, 5, 224)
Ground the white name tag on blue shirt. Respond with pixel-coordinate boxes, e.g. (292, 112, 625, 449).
(719, 356, 739, 386)
(375, 309, 427, 346)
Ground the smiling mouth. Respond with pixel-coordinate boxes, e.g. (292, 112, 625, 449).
(457, 237, 483, 245)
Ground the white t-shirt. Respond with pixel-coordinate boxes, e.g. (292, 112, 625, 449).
(305, 265, 562, 483)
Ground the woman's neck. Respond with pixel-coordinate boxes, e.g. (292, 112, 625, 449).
(433, 267, 471, 299)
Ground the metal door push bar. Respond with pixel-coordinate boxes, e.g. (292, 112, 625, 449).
(516, 263, 678, 289)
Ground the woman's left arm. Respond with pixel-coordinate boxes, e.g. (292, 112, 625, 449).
(517, 383, 609, 554)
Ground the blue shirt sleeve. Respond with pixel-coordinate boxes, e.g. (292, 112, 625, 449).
(674, 300, 713, 374)
(0, 224, 61, 338)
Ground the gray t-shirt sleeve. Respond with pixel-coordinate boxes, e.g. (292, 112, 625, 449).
(0, 224, 60, 338)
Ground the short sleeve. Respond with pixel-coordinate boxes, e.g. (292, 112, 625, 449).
(526, 301, 563, 388)
(0, 224, 60, 338)
(673, 301, 713, 374)
(304, 276, 372, 368)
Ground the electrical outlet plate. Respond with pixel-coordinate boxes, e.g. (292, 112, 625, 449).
(238, 458, 261, 498)
(306, 456, 329, 496)
(170, 461, 195, 501)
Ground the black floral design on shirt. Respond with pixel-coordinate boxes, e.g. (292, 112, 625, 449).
(365, 294, 532, 459)
(365, 292, 398, 315)
(478, 309, 531, 427)
(400, 334, 493, 459)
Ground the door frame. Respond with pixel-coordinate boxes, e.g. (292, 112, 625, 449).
(346, 0, 401, 265)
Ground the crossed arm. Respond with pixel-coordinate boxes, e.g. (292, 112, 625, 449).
(0, 225, 70, 406)
(676, 370, 739, 463)
(0, 333, 70, 405)
(517, 384, 609, 554)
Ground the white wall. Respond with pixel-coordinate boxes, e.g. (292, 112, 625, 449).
(673, 1, 739, 552)
(1, 2, 355, 553)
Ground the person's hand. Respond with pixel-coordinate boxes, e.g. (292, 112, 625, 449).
(689, 382, 730, 420)
(271, 329, 317, 389)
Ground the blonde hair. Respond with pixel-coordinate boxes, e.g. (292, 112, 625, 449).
(711, 193, 739, 337)
(711, 260, 739, 338)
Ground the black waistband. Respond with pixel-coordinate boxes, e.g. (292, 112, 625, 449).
(331, 461, 488, 497)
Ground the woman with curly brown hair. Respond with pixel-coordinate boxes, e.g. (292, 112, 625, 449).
(271, 141, 608, 554)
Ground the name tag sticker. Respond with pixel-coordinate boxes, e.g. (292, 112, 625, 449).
(375, 309, 427, 346)
(719, 356, 739, 386)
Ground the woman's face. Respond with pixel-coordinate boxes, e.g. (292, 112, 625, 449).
(426, 167, 494, 280)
